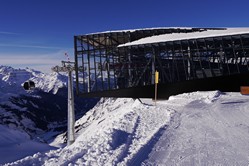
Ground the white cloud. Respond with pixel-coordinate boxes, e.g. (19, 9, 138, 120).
(0, 43, 68, 50)
(0, 31, 20, 35)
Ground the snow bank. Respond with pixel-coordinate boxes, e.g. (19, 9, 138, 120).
(6, 98, 173, 165)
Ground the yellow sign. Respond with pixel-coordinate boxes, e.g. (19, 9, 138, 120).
(155, 71, 159, 84)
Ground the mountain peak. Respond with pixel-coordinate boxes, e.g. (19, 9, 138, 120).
(0, 65, 68, 94)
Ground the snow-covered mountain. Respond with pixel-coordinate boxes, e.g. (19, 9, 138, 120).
(0, 65, 67, 94)
(0, 65, 99, 164)
(5, 90, 249, 165)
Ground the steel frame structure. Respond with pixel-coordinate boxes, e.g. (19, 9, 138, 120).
(74, 28, 249, 98)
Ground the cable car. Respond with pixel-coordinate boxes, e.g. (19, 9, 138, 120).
(23, 80, 35, 90)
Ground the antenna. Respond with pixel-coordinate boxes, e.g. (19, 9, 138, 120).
(65, 52, 70, 62)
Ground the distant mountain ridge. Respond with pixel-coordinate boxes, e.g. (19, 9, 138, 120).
(0, 65, 68, 94)
(0, 65, 99, 143)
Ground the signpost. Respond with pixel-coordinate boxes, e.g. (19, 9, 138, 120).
(241, 86, 249, 95)
(155, 70, 159, 105)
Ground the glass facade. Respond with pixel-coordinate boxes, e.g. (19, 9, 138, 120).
(74, 28, 249, 97)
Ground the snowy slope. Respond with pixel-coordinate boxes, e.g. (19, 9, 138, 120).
(0, 125, 56, 165)
(141, 91, 249, 166)
(5, 91, 249, 165)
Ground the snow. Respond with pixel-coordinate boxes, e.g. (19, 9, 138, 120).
(0, 65, 67, 94)
(31, 71, 67, 94)
(118, 28, 249, 47)
(85, 27, 194, 35)
(4, 91, 249, 165)
(0, 65, 72, 164)
(0, 125, 56, 165)
(142, 91, 249, 165)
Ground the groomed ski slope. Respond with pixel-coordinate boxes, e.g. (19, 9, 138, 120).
(5, 91, 249, 165)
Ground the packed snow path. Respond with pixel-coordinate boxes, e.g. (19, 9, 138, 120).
(5, 91, 249, 165)
(142, 91, 249, 166)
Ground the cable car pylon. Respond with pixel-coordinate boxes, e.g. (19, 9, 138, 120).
(52, 60, 75, 146)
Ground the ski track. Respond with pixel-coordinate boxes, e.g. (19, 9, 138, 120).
(114, 115, 140, 165)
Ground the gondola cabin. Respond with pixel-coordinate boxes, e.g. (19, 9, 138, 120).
(23, 80, 35, 90)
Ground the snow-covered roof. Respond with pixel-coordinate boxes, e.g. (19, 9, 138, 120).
(85, 27, 195, 35)
(118, 28, 249, 47)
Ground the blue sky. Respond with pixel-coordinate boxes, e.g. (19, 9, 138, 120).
(0, 0, 249, 73)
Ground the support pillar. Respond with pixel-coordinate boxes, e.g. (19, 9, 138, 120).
(187, 46, 191, 79)
(52, 61, 75, 146)
(151, 50, 156, 84)
(67, 70, 75, 145)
